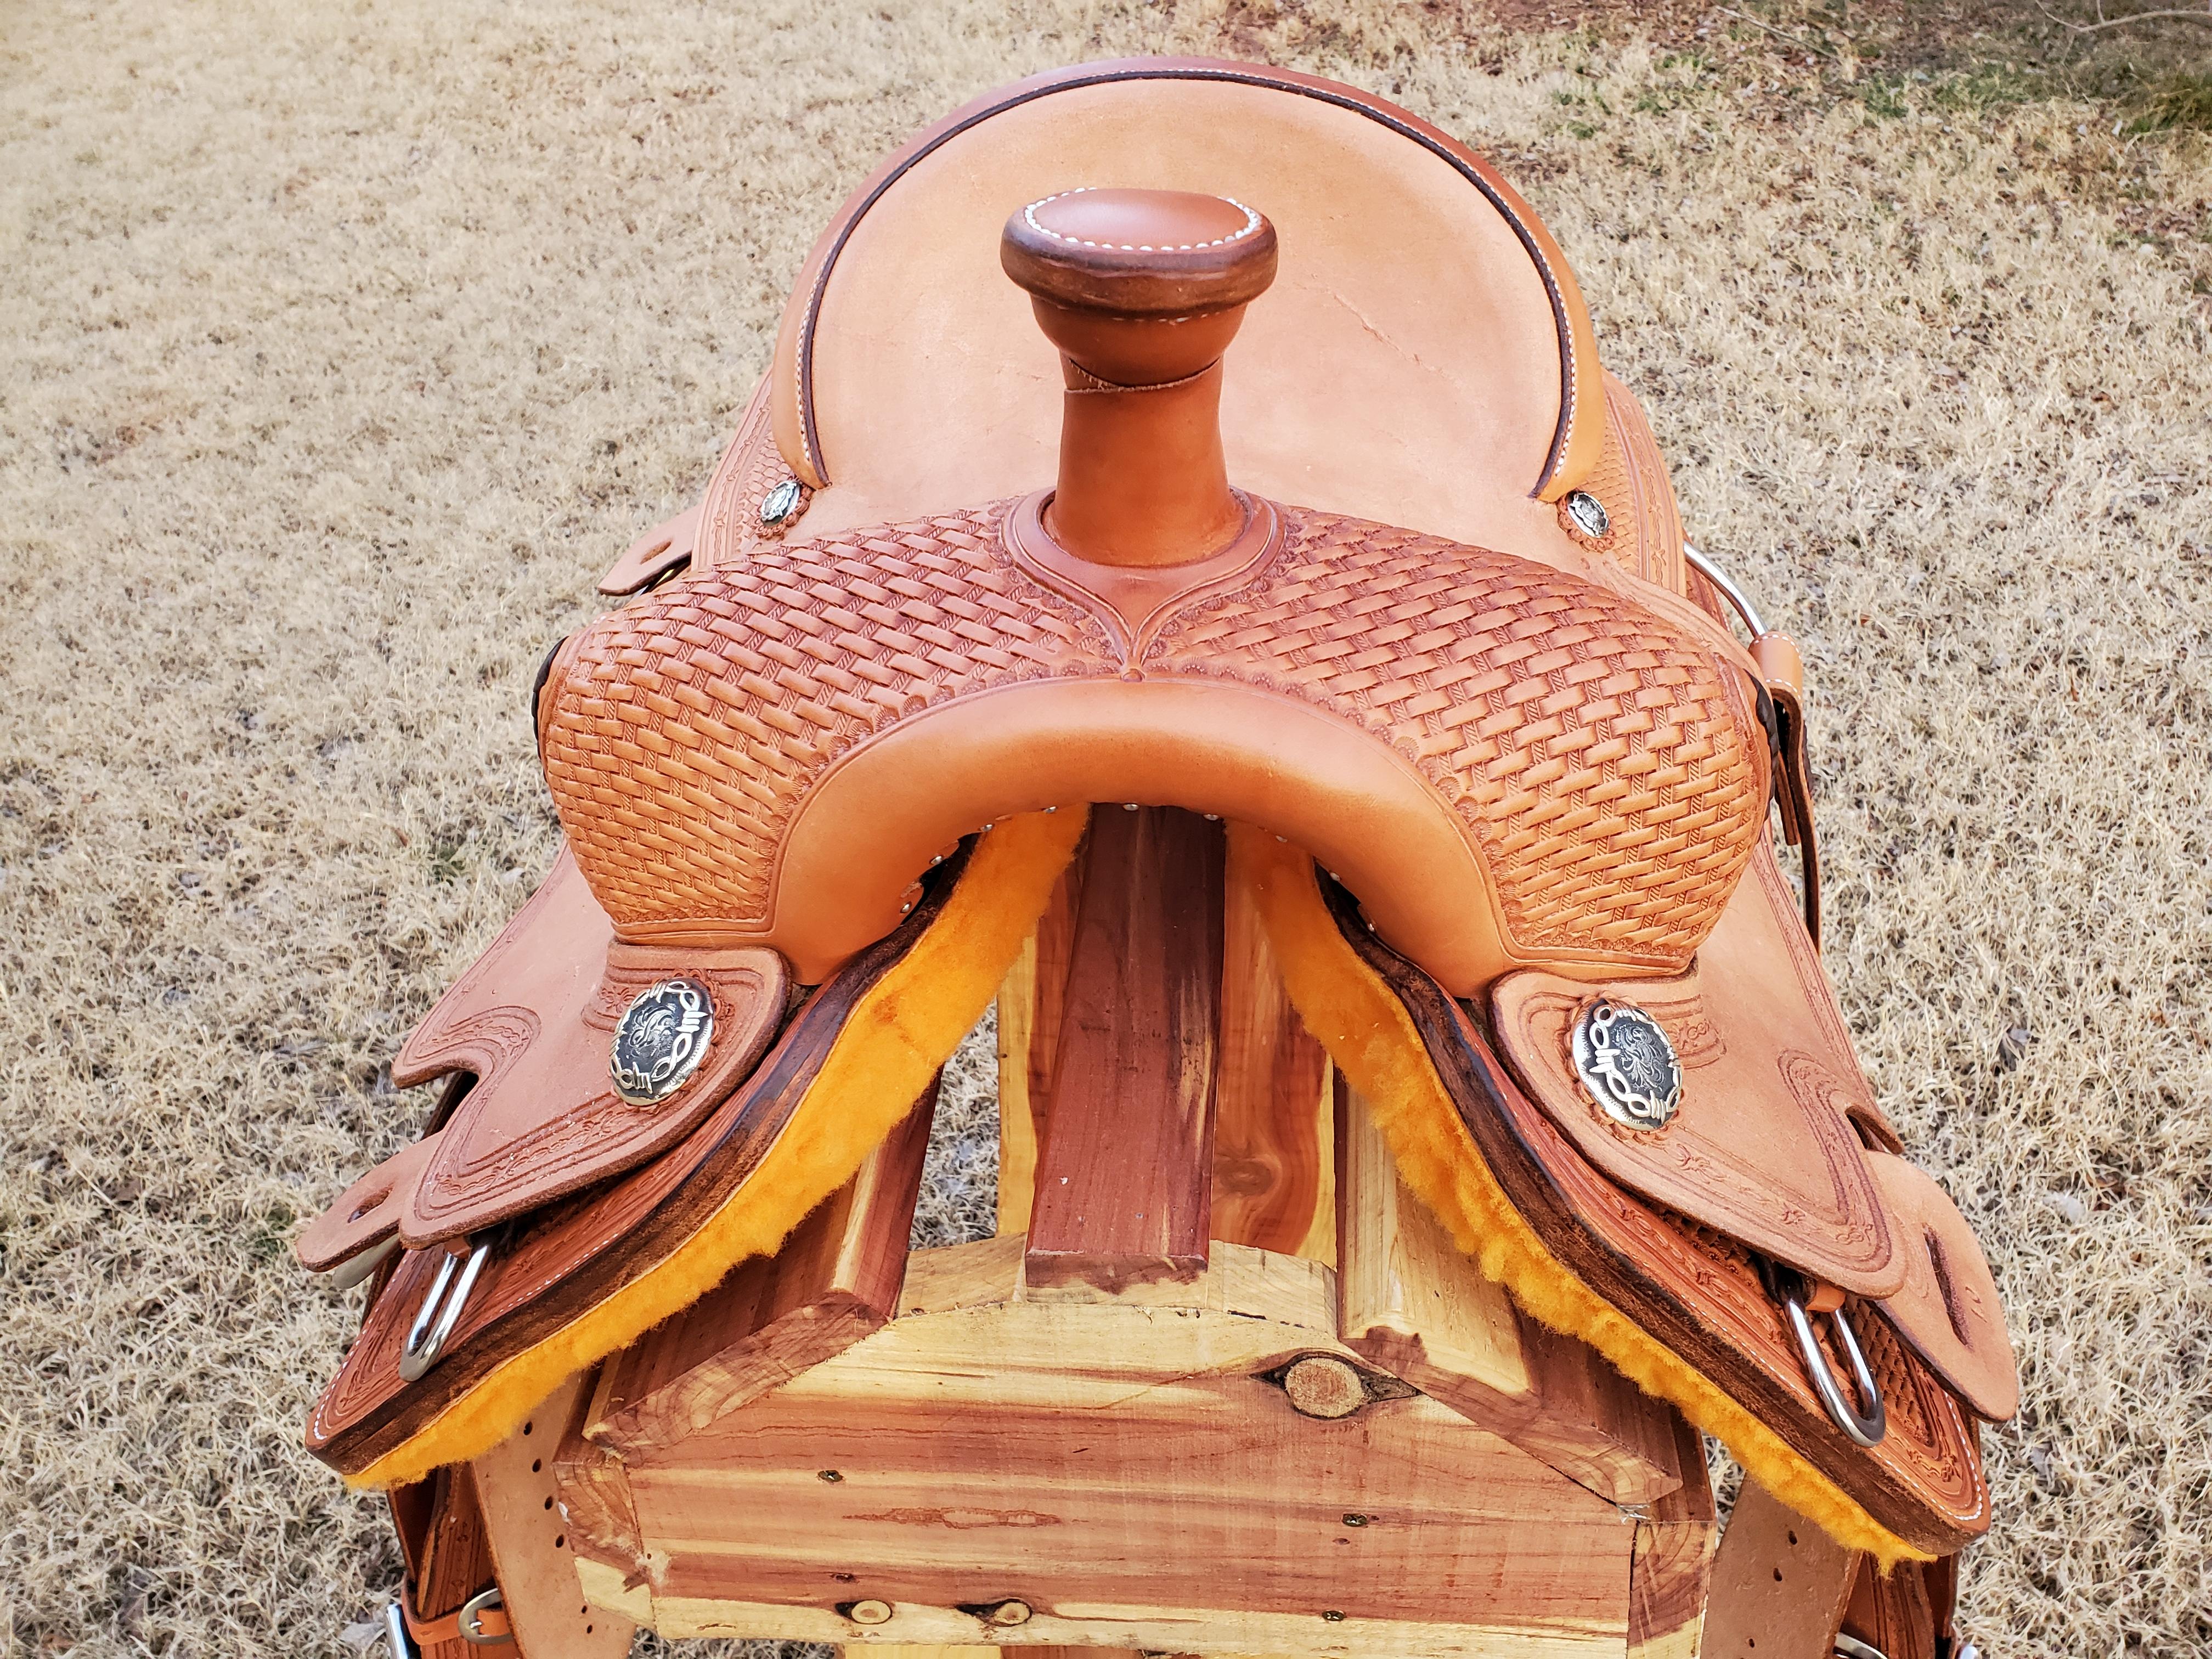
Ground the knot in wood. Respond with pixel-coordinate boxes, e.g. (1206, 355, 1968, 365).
(1282, 1355, 1367, 1420)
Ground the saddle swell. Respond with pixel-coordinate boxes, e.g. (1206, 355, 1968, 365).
(538, 492, 1771, 994)
(299, 67, 2015, 1617)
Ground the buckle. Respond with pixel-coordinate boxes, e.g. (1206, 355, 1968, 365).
(390, 1582, 513, 1652)
(458, 1587, 514, 1646)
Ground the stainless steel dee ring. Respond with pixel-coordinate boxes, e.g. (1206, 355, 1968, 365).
(1785, 1294, 1888, 1448)
(397, 1240, 491, 1383)
(1683, 540, 1769, 638)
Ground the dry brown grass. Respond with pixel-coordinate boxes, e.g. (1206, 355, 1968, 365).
(3, 2, 2209, 1655)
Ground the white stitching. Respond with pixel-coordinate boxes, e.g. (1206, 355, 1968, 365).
(1021, 187, 1262, 252)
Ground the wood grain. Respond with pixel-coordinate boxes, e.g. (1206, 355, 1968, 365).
(580, 1082, 938, 1459)
(584, 1291, 1630, 1652)
(1212, 860, 1333, 1260)
(1025, 807, 1222, 1291)
(552, 1395, 648, 1595)
(1334, 1077, 1683, 1506)
(1624, 1408, 1714, 1659)
(998, 854, 1087, 1234)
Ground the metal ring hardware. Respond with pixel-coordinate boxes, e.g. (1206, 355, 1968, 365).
(328, 1235, 400, 1291)
(458, 1586, 515, 1647)
(397, 1240, 491, 1383)
(383, 1598, 417, 1659)
(1785, 1294, 1888, 1448)
(1683, 540, 1769, 639)
(1835, 1635, 1889, 1659)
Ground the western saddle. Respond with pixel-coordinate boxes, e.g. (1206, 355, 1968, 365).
(299, 57, 2015, 1659)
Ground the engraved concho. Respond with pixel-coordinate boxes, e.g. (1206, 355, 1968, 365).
(610, 978, 715, 1105)
(1570, 999, 1681, 1131)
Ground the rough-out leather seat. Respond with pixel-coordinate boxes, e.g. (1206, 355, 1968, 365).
(298, 59, 2015, 1634)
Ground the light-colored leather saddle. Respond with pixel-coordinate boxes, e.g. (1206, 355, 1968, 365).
(301, 55, 2013, 1609)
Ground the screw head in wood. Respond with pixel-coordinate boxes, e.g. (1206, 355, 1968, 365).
(1282, 1355, 1366, 1419)
(847, 1600, 894, 1626)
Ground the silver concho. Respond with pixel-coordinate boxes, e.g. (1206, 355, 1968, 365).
(1570, 1000, 1681, 1131)
(1563, 489, 1611, 541)
(758, 477, 806, 531)
(610, 978, 715, 1105)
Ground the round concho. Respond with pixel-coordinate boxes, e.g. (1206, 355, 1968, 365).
(1570, 1000, 1681, 1131)
(610, 978, 715, 1105)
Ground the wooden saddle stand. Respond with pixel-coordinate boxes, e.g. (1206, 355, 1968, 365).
(298, 59, 2016, 1659)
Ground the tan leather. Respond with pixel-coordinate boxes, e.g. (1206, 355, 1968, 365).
(1864, 1151, 2019, 1422)
(599, 503, 699, 596)
(296, 1129, 444, 1273)
(302, 60, 2017, 1585)
(401, 1589, 511, 1648)
(756, 58, 1605, 566)
(387, 850, 788, 1246)
(1561, 373, 1689, 595)
(388, 1465, 497, 1659)
(1840, 1552, 1940, 1659)
(540, 498, 1770, 993)
(1005, 189, 1276, 567)
(1702, 1479, 1861, 1659)
(690, 379, 799, 578)
(307, 855, 968, 1479)
(1490, 926, 1905, 1296)
(1002, 186, 1278, 319)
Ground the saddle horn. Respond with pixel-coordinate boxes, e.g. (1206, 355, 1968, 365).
(1001, 187, 1278, 567)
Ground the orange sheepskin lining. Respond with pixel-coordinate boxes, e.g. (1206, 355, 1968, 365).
(1227, 822, 1926, 1567)
(349, 807, 1089, 1489)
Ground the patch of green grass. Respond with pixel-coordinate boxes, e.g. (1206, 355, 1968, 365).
(2129, 72, 2212, 134)
(1860, 74, 1910, 119)
(246, 1204, 295, 1264)
(428, 832, 466, 884)
(1928, 62, 2042, 113)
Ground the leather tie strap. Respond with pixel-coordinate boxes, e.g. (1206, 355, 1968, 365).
(1752, 631, 1822, 947)
(399, 1582, 512, 1648)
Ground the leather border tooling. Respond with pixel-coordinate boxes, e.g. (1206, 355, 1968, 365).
(1494, 984, 1901, 1294)
(783, 58, 1598, 502)
(1312, 876, 1988, 1556)
(1753, 832, 1859, 1070)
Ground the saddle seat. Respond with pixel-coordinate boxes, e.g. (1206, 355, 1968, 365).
(299, 60, 2016, 1650)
